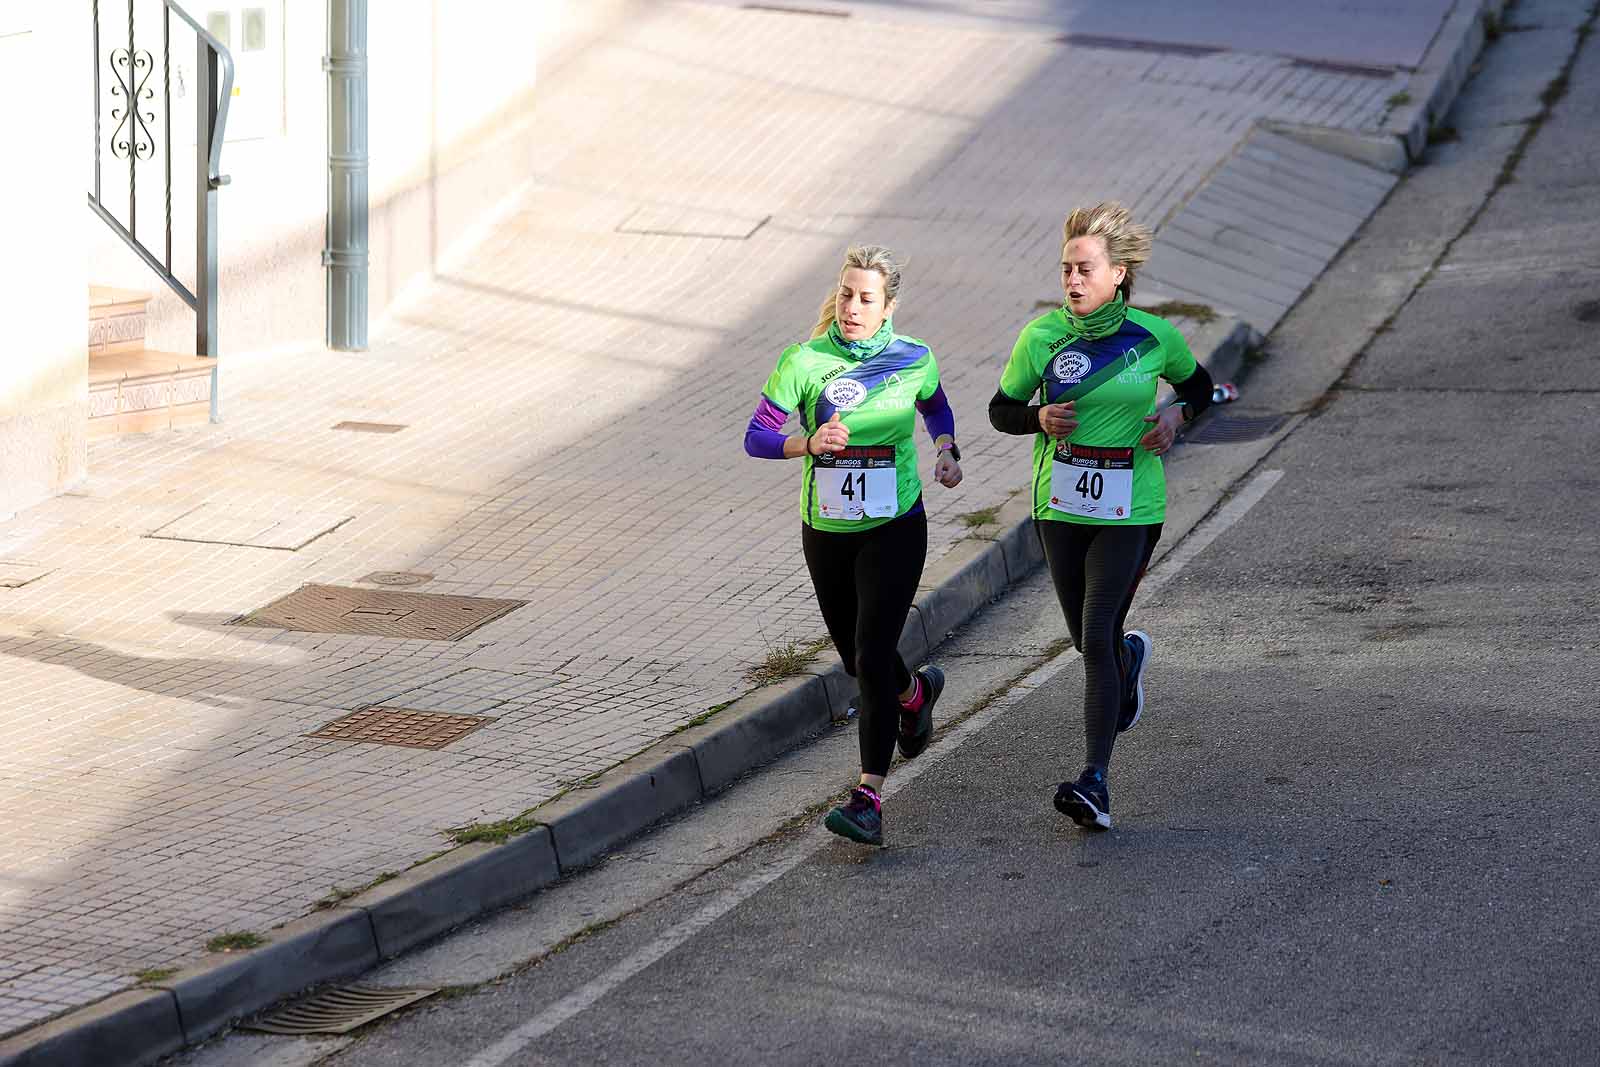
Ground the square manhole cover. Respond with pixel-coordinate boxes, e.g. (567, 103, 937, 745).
(148, 504, 353, 551)
(0, 561, 51, 589)
(235, 584, 524, 640)
(307, 706, 495, 749)
(616, 205, 770, 240)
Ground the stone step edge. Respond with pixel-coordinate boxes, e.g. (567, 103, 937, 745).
(0, 317, 1256, 1067)
(88, 286, 154, 316)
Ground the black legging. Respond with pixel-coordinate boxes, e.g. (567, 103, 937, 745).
(1038, 520, 1161, 773)
(802, 508, 926, 777)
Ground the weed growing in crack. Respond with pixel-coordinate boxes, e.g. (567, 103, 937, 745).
(132, 967, 177, 984)
(206, 931, 266, 953)
(446, 814, 541, 845)
(1140, 300, 1218, 325)
(745, 637, 831, 687)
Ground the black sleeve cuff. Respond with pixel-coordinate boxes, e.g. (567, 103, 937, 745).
(1171, 363, 1216, 422)
(988, 389, 1039, 436)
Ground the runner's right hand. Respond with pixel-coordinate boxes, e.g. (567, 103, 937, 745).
(809, 412, 850, 454)
(1038, 402, 1077, 439)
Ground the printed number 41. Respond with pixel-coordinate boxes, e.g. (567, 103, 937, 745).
(840, 472, 867, 500)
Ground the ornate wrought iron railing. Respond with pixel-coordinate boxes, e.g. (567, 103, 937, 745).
(88, 0, 234, 420)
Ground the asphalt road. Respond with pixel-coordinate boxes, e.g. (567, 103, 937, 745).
(174, 4, 1600, 1065)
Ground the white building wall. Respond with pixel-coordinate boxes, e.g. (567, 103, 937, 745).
(88, 0, 570, 355)
(1, 4, 89, 518)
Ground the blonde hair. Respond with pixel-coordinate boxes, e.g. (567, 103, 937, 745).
(1062, 201, 1152, 302)
(810, 244, 904, 339)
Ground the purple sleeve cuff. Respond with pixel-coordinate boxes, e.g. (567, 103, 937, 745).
(744, 395, 792, 459)
(916, 384, 956, 442)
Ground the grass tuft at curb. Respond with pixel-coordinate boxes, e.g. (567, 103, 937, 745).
(204, 932, 265, 954)
(745, 637, 831, 686)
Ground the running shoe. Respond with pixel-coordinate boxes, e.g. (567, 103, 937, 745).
(896, 665, 944, 759)
(1054, 768, 1112, 831)
(824, 785, 883, 845)
(1118, 630, 1151, 733)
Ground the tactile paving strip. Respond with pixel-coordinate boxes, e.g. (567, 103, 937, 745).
(234, 584, 525, 640)
(307, 706, 496, 749)
(242, 985, 438, 1035)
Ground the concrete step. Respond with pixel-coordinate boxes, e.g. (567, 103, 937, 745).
(87, 347, 215, 440)
(89, 285, 153, 356)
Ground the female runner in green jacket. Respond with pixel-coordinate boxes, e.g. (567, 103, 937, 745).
(989, 202, 1214, 831)
(746, 245, 963, 845)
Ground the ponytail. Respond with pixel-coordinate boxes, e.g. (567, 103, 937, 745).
(809, 291, 836, 339)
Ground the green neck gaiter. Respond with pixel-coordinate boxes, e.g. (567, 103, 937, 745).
(1063, 294, 1128, 339)
(828, 317, 894, 361)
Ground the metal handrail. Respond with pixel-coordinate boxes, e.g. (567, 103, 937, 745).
(87, 0, 234, 419)
(163, 1, 234, 191)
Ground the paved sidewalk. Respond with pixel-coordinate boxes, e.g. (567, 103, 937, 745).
(0, 0, 1485, 1041)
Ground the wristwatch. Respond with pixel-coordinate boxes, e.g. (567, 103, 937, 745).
(937, 441, 961, 462)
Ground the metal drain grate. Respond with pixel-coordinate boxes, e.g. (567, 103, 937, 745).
(308, 706, 495, 749)
(1057, 33, 1222, 58)
(333, 421, 407, 434)
(742, 2, 849, 16)
(243, 985, 438, 1035)
(234, 584, 524, 640)
(1183, 413, 1289, 445)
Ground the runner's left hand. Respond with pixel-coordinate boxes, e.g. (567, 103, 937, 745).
(933, 452, 963, 488)
(1140, 406, 1185, 456)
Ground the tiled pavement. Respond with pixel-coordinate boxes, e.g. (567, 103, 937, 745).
(0, 0, 1450, 1037)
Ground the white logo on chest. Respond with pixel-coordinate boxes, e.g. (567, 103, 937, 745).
(1051, 351, 1092, 384)
(823, 378, 868, 410)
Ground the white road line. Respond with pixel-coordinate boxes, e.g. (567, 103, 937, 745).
(462, 469, 1286, 1066)
(461, 654, 1071, 1067)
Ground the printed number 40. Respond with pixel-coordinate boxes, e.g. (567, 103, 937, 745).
(840, 472, 868, 500)
(1075, 471, 1104, 500)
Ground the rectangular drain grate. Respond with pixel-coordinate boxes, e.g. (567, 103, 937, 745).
(1183, 413, 1289, 445)
(308, 706, 495, 749)
(243, 985, 438, 1035)
(234, 584, 524, 640)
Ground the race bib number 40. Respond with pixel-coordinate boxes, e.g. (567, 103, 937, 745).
(815, 446, 898, 521)
(1049, 443, 1133, 520)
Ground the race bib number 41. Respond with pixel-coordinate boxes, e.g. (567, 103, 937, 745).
(815, 446, 898, 521)
(1049, 443, 1134, 520)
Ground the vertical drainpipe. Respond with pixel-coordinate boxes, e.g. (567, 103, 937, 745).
(324, 0, 368, 350)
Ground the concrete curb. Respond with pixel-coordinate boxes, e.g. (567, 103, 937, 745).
(1266, 0, 1508, 172)
(0, 310, 1275, 1067)
(0, 991, 183, 1067)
